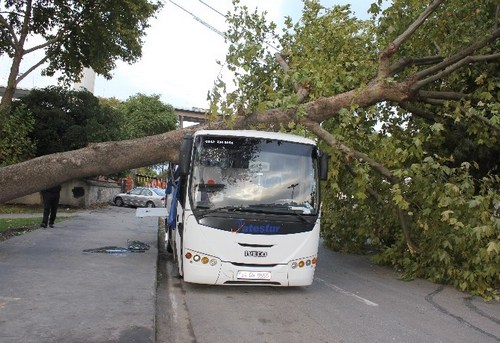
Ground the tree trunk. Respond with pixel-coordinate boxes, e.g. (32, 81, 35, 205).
(0, 84, 17, 114)
(0, 41, 24, 123)
(0, 80, 443, 204)
(0, 128, 194, 203)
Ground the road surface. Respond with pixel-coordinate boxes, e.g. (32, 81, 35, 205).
(157, 243, 500, 343)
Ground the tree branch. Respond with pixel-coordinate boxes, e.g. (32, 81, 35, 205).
(18, 0, 32, 50)
(378, 0, 444, 77)
(23, 35, 63, 54)
(418, 90, 469, 101)
(303, 120, 398, 184)
(422, 98, 445, 106)
(468, 52, 500, 62)
(0, 14, 19, 48)
(304, 119, 418, 254)
(398, 209, 418, 255)
(344, 164, 385, 203)
(472, 115, 500, 133)
(412, 27, 500, 84)
(15, 54, 50, 84)
(413, 52, 500, 91)
(418, 98, 500, 133)
(274, 49, 418, 253)
(385, 0, 444, 56)
(275, 52, 309, 103)
(399, 101, 438, 122)
(390, 56, 444, 75)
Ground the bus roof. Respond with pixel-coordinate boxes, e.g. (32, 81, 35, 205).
(194, 130, 316, 146)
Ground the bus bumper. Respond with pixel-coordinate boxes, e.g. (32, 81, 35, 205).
(217, 260, 316, 286)
(183, 252, 317, 286)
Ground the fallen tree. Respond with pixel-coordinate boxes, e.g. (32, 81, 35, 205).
(0, 0, 499, 298)
(2, 0, 498, 201)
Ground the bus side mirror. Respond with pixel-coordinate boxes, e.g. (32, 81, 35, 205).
(179, 134, 193, 176)
(319, 151, 329, 181)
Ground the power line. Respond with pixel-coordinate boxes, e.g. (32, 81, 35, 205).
(169, 0, 280, 54)
(197, 0, 226, 19)
(196, 0, 281, 52)
(167, 0, 228, 81)
(167, 0, 225, 38)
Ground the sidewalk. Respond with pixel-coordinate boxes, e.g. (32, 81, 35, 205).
(0, 206, 159, 343)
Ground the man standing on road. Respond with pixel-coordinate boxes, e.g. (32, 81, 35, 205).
(40, 185, 61, 228)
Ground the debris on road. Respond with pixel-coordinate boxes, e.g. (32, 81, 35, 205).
(83, 240, 151, 254)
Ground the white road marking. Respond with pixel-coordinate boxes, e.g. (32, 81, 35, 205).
(315, 277, 379, 307)
(0, 296, 21, 309)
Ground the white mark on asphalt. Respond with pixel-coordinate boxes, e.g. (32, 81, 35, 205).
(315, 277, 379, 307)
(0, 296, 21, 309)
(166, 263, 179, 323)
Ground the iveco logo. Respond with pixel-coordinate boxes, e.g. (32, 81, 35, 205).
(245, 250, 267, 257)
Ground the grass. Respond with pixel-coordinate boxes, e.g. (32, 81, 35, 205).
(0, 216, 68, 232)
(0, 217, 70, 242)
(0, 204, 43, 214)
(0, 204, 81, 213)
(0, 217, 42, 233)
(0, 217, 43, 241)
(0, 205, 71, 241)
(0, 205, 43, 240)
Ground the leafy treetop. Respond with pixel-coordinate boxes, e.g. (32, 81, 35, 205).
(0, 0, 161, 113)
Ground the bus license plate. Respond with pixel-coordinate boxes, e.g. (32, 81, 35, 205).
(237, 271, 271, 280)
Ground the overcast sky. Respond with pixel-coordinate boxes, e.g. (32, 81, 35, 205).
(1, 1, 373, 110)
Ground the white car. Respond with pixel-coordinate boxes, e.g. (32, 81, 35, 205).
(113, 187, 165, 208)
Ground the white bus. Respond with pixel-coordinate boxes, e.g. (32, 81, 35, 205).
(166, 130, 328, 286)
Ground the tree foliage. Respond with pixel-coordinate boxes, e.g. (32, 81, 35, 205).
(0, 0, 161, 114)
(118, 93, 178, 139)
(12, 86, 123, 156)
(0, 104, 35, 166)
(7, 89, 177, 177)
(0, 0, 498, 298)
(117, 93, 178, 174)
(208, 0, 500, 299)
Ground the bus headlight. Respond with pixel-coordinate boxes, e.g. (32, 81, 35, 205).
(289, 256, 317, 269)
(184, 250, 219, 267)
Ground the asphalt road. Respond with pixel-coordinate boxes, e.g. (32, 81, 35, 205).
(1, 207, 498, 342)
(160, 243, 500, 343)
(0, 206, 158, 343)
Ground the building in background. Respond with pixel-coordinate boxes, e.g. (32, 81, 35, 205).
(73, 67, 96, 93)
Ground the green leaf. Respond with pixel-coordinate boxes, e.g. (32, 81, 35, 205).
(486, 241, 498, 254)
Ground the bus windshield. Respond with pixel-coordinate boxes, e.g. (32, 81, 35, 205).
(189, 135, 319, 215)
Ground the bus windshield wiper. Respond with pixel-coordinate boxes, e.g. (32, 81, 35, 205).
(196, 205, 292, 218)
(288, 210, 315, 224)
(196, 205, 250, 218)
(248, 204, 316, 223)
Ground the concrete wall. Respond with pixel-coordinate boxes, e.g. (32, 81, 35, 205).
(9, 192, 41, 206)
(8, 179, 120, 208)
(82, 179, 120, 207)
